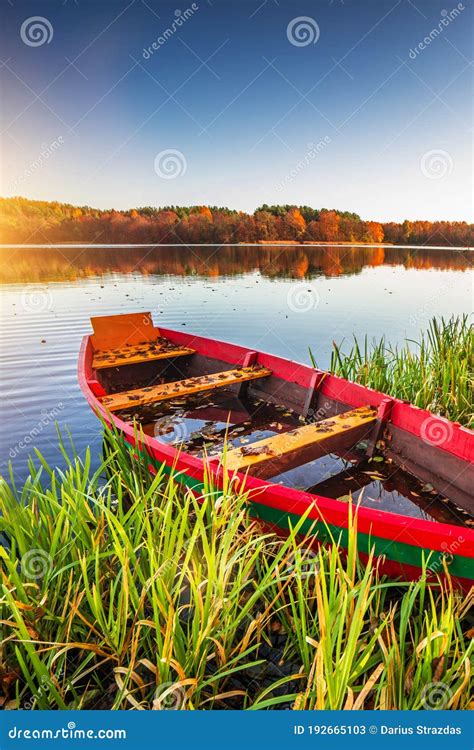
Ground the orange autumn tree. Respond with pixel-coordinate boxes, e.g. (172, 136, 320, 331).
(318, 210, 341, 242)
(283, 208, 306, 240)
(364, 221, 384, 243)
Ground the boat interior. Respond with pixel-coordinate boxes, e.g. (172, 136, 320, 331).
(89, 313, 473, 528)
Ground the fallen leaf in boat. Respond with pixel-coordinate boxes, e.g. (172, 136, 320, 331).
(240, 444, 275, 457)
(337, 495, 351, 503)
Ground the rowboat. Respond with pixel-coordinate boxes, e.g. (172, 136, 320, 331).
(78, 312, 474, 591)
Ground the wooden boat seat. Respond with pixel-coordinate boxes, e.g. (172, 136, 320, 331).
(90, 311, 195, 369)
(100, 365, 272, 412)
(224, 406, 377, 480)
(92, 339, 196, 370)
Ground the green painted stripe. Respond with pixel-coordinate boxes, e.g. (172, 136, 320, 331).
(250, 501, 474, 581)
(131, 444, 474, 581)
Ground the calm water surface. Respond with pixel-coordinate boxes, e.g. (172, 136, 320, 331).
(0, 244, 472, 484)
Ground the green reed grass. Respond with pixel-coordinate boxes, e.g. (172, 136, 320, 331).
(1, 428, 472, 710)
(310, 316, 473, 427)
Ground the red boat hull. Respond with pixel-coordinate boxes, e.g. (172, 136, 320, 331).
(78, 326, 474, 592)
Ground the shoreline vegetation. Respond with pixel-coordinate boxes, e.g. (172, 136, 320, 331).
(321, 316, 473, 428)
(0, 429, 472, 711)
(1, 317, 473, 710)
(1, 197, 473, 247)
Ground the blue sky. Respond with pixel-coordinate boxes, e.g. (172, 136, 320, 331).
(1, 0, 472, 221)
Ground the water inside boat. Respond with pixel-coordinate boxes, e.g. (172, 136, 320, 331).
(115, 388, 472, 529)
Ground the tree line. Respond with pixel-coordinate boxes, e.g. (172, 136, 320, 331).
(0, 197, 472, 246)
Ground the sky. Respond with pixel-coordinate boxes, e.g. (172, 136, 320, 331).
(1, 0, 472, 222)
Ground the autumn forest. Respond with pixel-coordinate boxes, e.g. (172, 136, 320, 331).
(1, 197, 472, 246)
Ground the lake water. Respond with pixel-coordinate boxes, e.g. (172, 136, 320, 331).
(0, 244, 472, 485)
